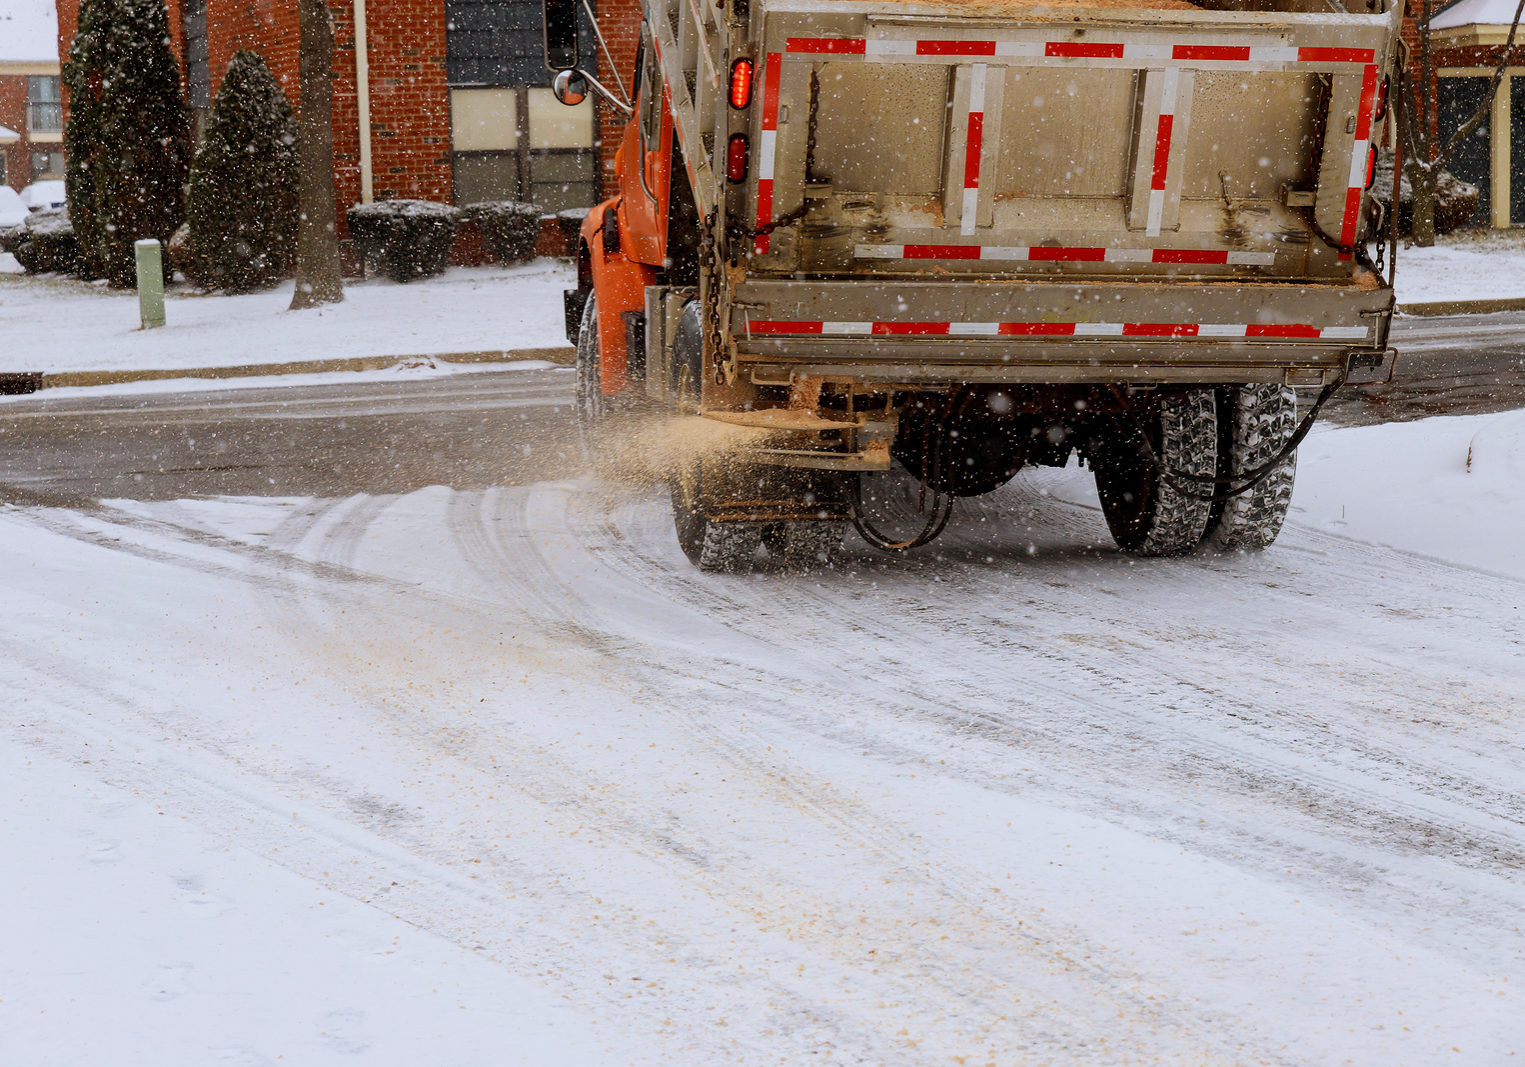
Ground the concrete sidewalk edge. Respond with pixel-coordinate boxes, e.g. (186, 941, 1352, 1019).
(1398, 297, 1525, 317)
(36, 346, 577, 390)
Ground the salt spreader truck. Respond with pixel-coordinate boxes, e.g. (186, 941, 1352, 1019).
(543, 0, 1404, 570)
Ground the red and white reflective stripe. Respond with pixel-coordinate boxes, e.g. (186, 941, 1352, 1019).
(855, 243, 1276, 265)
(1338, 63, 1381, 261)
(783, 37, 1375, 68)
(1146, 67, 1180, 236)
(754, 52, 783, 256)
(961, 64, 987, 236)
(747, 319, 1368, 340)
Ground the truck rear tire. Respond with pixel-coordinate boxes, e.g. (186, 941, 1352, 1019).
(764, 520, 846, 570)
(1093, 389, 1218, 557)
(670, 459, 763, 572)
(1204, 384, 1298, 552)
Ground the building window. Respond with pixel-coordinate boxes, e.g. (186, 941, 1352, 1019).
(444, 0, 600, 212)
(449, 86, 596, 212)
(32, 150, 65, 180)
(27, 76, 62, 135)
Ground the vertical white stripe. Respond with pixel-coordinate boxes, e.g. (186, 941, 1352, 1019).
(1146, 189, 1166, 236)
(969, 63, 987, 112)
(1159, 66, 1180, 114)
(1347, 138, 1370, 187)
(961, 189, 980, 235)
(758, 130, 777, 181)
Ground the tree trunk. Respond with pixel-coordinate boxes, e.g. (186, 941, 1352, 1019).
(290, 0, 344, 309)
(1409, 166, 1438, 247)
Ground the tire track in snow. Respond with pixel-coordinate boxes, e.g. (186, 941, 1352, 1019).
(9, 494, 1218, 1061)
(538, 478, 1525, 974)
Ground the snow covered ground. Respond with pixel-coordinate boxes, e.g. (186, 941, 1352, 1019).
(1388, 230, 1525, 305)
(0, 259, 574, 375)
(3, 399, 1524, 1063)
(1297, 410, 1525, 580)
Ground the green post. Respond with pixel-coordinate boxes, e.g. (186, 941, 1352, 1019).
(135, 239, 166, 329)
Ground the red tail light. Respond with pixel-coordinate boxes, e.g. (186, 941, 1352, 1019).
(1365, 144, 1378, 189)
(729, 59, 754, 109)
(1374, 76, 1389, 122)
(727, 134, 750, 181)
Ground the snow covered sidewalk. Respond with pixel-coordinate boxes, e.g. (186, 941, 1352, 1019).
(0, 259, 575, 378)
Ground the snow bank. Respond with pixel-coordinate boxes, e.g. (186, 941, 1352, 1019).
(1294, 409, 1525, 580)
(0, 259, 574, 375)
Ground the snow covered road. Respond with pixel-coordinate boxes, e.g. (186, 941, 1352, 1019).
(4, 405, 1524, 1063)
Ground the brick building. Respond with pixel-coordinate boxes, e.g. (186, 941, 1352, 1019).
(51, 0, 637, 227)
(1, 0, 65, 190)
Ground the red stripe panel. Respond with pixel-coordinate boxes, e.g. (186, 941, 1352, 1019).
(749, 320, 822, 335)
(1297, 46, 1375, 64)
(905, 245, 981, 260)
(1355, 63, 1379, 141)
(1151, 113, 1174, 191)
(1246, 323, 1320, 339)
(1046, 42, 1125, 59)
(786, 37, 865, 54)
(1172, 44, 1251, 62)
(998, 322, 1077, 336)
(1123, 323, 1199, 337)
(964, 112, 984, 189)
(1153, 249, 1230, 264)
(872, 322, 951, 336)
(761, 52, 782, 130)
(1029, 246, 1106, 262)
(917, 40, 997, 56)
(754, 178, 774, 255)
(1337, 186, 1363, 256)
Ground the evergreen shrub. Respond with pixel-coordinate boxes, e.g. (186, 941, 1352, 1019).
(10, 210, 85, 275)
(463, 201, 543, 264)
(346, 200, 460, 282)
(63, 0, 191, 286)
(185, 51, 299, 291)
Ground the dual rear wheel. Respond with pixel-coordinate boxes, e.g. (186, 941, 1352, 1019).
(1092, 384, 1298, 557)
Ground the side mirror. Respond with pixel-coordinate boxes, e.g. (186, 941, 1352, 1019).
(542, 0, 579, 72)
(553, 68, 588, 107)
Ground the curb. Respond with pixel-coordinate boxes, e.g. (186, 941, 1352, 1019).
(32, 346, 577, 391)
(1398, 297, 1525, 317)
